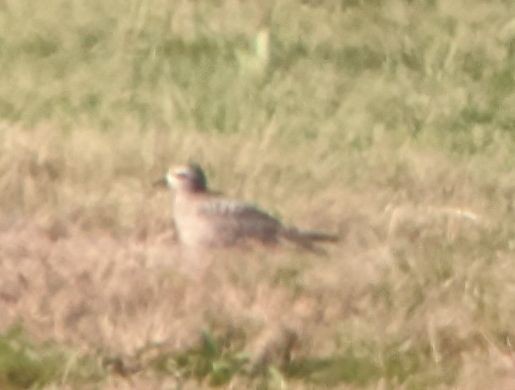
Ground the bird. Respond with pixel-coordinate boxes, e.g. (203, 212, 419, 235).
(156, 163, 338, 252)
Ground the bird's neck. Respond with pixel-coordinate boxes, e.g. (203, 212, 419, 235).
(173, 188, 208, 202)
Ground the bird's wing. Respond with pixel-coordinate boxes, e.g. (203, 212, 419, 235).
(198, 198, 281, 240)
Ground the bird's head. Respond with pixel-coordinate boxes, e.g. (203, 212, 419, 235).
(156, 163, 208, 193)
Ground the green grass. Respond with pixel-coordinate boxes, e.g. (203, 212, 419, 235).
(2, 0, 513, 148)
(2, 0, 515, 388)
(0, 326, 102, 389)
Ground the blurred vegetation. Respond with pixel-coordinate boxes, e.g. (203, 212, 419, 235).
(1, 0, 514, 153)
(0, 326, 102, 389)
(2, 0, 515, 388)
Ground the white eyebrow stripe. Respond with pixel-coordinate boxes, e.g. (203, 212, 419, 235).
(174, 168, 190, 176)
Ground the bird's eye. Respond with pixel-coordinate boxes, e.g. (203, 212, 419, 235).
(175, 172, 188, 179)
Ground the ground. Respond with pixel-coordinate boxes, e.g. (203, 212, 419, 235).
(1, 0, 515, 388)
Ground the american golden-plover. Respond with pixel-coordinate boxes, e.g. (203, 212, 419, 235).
(157, 163, 338, 251)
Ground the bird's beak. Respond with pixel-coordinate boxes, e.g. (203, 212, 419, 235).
(153, 176, 168, 189)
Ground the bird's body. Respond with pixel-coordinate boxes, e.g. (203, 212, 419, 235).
(173, 191, 281, 247)
(162, 164, 337, 251)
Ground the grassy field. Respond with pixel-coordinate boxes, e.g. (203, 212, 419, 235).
(2, 0, 515, 388)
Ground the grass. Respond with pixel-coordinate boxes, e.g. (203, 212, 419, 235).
(0, 326, 102, 389)
(2, 0, 515, 388)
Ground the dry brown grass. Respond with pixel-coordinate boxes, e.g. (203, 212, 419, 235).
(2, 123, 515, 388)
(3, 0, 515, 387)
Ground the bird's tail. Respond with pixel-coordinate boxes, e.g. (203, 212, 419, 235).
(280, 226, 339, 248)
